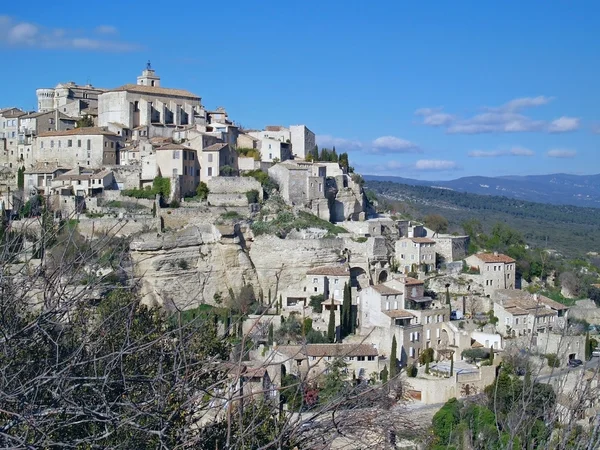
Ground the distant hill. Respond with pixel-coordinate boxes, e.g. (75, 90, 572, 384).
(365, 180, 600, 258)
(363, 173, 600, 208)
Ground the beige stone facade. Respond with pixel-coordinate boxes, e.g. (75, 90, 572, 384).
(465, 252, 517, 296)
(395, 237, 436, 273)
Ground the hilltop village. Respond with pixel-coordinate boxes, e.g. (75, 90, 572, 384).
(1, 65, 598, 445)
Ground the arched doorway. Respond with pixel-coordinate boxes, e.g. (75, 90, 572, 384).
(378, 270, 388, 283)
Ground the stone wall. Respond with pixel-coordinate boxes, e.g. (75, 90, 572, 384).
(206, 177, 262, 207)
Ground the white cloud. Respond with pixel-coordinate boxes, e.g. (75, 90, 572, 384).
(95, 25, 118, 35)
(468, 146, 535, 158)
(0, 15, 139, 52)
(317, 134, 420, 154)
(416, 97, 579, 134)
(547, 149, 577, 158)
(414, 159, 459, 171)
(371, 136, 420, 153)
(315, 134, 363, 151)
(548, 116, 580, 133)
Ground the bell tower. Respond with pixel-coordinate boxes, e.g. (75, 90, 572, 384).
(137, 61, 161, 87)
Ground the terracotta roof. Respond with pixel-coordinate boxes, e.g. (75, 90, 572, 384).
(24, 162, 70, 174)
(373, 284, 403, 296)
(474, 253, 516, 263)
(156, 143, 194, 151)
(498, 290, 568, 311)
(306, 265, 350, 276)
(204, 143, 228, 152)
(109, 83, 200, 99)
(276, 343, 378, 359)
(409, 237, 436, 244)
(55, 168, 112, 181)
(38, 127, 117, 137)
(471, 340, 484, 348)
(384, 309, 414, 319)
(321, 298, 343, 305)
(404, 277, 424, 286)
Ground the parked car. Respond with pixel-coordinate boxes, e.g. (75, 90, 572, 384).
(568, 359, 583, 368)
(592, 350, 600, 358)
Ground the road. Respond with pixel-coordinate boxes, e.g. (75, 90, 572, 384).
(535, 356, 600, 383)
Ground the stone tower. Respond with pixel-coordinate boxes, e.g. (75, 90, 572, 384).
(137, 61, 161, 87)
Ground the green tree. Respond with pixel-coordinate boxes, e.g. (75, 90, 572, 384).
(302, 317, 313, 336)
(76, 115, 94, 128)
(380, 365, 389, 383)
(327, 298, 336, 343)
(319, 357, 349, 403)
(17, 166, 24, 190)
(431, 398, 462, 446)
(196, 181, 209, 200)
(585, 332, 591, 360)
(424, 214, 449, 236)
(341, 282, 351, 338)
(390, 335, 398, 378)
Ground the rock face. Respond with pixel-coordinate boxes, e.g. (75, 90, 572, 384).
(131, 225, 260, 310)
(130, 227, 346, 310)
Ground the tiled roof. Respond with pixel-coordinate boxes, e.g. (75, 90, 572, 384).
(321, 298, 343, 305)
(384, 309, 414, 319)
(265, 125, 286, 131)
(55, 168, 112, 181)
(156, 143, 194, 151)
(474, 253, 516, 263)
(498, 289, 568, 311)
(276, 344, 378, 359)
(505, 306, 529, 316)
(109, 83, 200, 99)
(409, 237, 436, 244)
(404, 277, 424, 286)
(373, 284, 403, 296)
(306, 265, 350, 276)
(38, 127, 117, 137)
(1, 110, 25, 118)
(24, 162, 71, 174)
(204, 143, 228, 152)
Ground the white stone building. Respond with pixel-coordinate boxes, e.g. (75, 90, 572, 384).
(98, 67, 203, 132)
(259, 137, 291, 162)
(395, 237, 437, 273)
(17, 111, 77, 166)
(34, 127, 120, 168)
(464, 252, 517, 296)
(201, 143, 236, 182)
(154, 143, 200, 197)
(1, 108, 25, 168)
(290, 124, 315, 160)
(36, 82, 105, 116)
(306, 265, 351, 302)
(24, 162, 71, 199)
(50, 167, 115, 197)
(493, 290, 569, 337)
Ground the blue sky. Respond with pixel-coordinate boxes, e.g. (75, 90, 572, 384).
(1, 1, 598, 179)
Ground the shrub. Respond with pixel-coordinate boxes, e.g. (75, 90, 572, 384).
(196, 182, 209, 200)
(220, 211, 242, 221)
(246, 189, 260, 204)
(406, 364, 418, 377)
(177, 259, 189, 270)
(461, 348, 490, 362)
(170, 199, 180, 208)
(545, 353, 560, 368)
(309, 294, 324, 313)
(220, 165, 236, 176)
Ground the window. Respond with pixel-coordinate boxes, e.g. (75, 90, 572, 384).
(368, 356, 375, 361)
(515, 318, 519, 325)
(426, 329, 431, 339)
(207, 167, 212, 176)
(58, 140, 61, 148)
(67, 140, 72, 147)
(410, 254, 415, 261)
(40, 141, 44, 149)
(190, 152, 194, 160)
(402, 241, 407, 248)
(394, 301, 398, 309)
(314, 287, 318, 292)
(173, 168, 178, 176)
(313, 278, 318, 283)
(87, 140, 91, 150)
(208, 154, 213, 163)
(357, 356, 365, 361)
(184, 166, 187, 175)
(269, 153, 272, 159)
(334, 279, 339, 285)
(385, 302, 390, 310)
(111, 142, 114, 148)
(173, 151, 180, 159)
(409, 347, 415, 357)
(50, 140, 54, 148)
(184, 151, 188, 160)
(77, 140, 81, 147)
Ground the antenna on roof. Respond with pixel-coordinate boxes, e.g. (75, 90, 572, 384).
(146, 60, 152, 70)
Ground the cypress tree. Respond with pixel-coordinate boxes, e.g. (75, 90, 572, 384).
(381, 365, 389, 383)
(268, 323, 274, 346)
(489, 346, 494, 364)
(342, 282, 351, 338)
(390, 336, 398, 378)
(327, 297, 336, 343)
(585, 332, 591, 360)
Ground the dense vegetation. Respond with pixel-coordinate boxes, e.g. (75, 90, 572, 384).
(366, 180, 600, 258)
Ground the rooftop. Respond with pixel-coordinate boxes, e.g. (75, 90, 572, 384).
(473, 252, 516, 263)
(55, 167, 112, 181)
(24, 161, 71, 174)
(306, 265, 350, 277)
(384, 309, 414, 319)
(38, 127, 117, 137)
(408, 237, 436, 244)
(109, 83, 200, 99)
(276, 344, 378, 359)
(156, 143, 194, 151)
(373, 284, 403, 296)
(403, 276, 424, 286)
(203, 143, 228, 152)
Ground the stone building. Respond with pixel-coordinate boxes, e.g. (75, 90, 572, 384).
(36, 82, 105, 116)
(290, 124, 315, 160)
(493, 290, 569, 337)
(34, 127, 121, 168)
(201, 143, 237, 182)
(24, 162, 70, 200)
(154, 143, 200, 198)
(0, 108, 25, 168)
(98, 66, 203, 132)
(358, 276, 449, 366)
(257, 137, 291, 162)
(51, 167, 116, 197)
(464, 252, 517, 296)
(17, 111, 77, 166)
(306, 265, 351, 302)
(395, 237, 437, 273)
